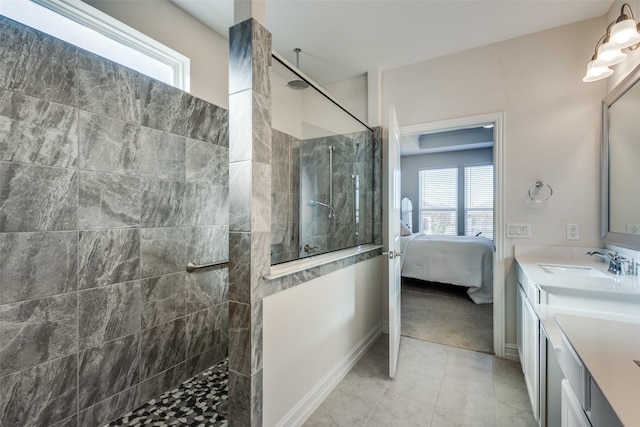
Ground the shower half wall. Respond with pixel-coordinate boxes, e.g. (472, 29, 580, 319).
(0, 17, 229, 426)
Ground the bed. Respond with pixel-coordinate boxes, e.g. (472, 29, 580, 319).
(400, 232, 494, 304)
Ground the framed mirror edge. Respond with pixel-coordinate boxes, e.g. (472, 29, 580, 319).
(601, 62, 640, 251)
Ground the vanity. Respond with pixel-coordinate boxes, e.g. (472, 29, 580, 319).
(514, 56, 640, 427)
(516, 247, 640, 427)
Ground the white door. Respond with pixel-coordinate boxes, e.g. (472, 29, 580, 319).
(387, 105, 402, 378)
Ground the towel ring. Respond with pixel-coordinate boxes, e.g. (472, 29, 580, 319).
(528, 181, 553, 202)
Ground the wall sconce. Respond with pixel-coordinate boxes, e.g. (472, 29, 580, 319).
(583, 3, 640, 82)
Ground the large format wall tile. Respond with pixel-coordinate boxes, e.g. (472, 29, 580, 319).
(185, 225, 228, 266)
(140, 227, 185, 278)
(0, 17, 77, 106)
(76, 52, 139, 123)
(78, 228, 140, 289)
(137, 77, 185, 136)
(0, 353, 77, 427)
(0, 231, 77, 303)
(0, 162, 77, 232)
(179, 94, 229, 146)
(186, 139, 228, 185)
(139, 127, 186, 181)
(140, 178, 187, 227)
(186, 267, 228, 313)
(141, 273, 185, 329)
(0, 293, 77, 375)
(186, 306, 222, 359)
(184, 183, 222, 226)
(141, 318, 186, 380)
(0, 89, 78, 167)
(78, 333, 141, 410)
(78, 171, 141, 229)
(78, 111, 140, 175)
(139, 361, 187, 404)
(78, 281, 141, 350)
(77, 385, 140, 427)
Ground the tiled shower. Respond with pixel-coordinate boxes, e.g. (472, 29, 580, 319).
(0, 16, 229, 426)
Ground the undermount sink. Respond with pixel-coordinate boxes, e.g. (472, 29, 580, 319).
(538, 263, 610, 278)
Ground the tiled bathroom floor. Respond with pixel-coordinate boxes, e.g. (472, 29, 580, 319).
(304, 335, 537, 427)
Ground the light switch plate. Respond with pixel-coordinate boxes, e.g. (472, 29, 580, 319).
(506, 223, 531, 238)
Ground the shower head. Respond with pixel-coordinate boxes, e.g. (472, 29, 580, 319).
(287, 48, 310, 90)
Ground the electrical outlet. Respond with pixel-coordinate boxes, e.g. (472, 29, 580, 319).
(567, 223, 579, 240)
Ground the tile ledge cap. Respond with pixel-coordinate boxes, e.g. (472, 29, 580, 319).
(264, 244, 383, 280)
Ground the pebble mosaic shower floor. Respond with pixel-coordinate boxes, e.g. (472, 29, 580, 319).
(108, 359, 229, 426)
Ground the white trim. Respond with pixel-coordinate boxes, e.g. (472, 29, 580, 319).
(399, 112, 506, 358)
(275, 322, 383, 427)
(382, 319, 389, 334)
(505, 343, 520, 361)
(1, 0, 190, 90)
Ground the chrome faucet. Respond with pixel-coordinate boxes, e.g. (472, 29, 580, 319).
(585, 250, 628, 275)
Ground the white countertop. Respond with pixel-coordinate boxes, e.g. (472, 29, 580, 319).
(555, 314, 640, 427)
(516, 255, 640, 297)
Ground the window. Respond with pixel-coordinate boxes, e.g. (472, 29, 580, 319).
(418, 167, 457, 235)
(0, 0, 190, 90)
(418, 164, 494, 238)
(465, 165, 494, 239)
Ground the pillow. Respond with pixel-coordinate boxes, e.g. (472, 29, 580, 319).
(400, 221, 412, 236)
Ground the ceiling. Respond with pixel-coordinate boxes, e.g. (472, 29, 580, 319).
(171, 0, 613, 85)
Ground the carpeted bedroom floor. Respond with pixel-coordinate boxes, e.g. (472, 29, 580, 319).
(401, 277, 494, 354)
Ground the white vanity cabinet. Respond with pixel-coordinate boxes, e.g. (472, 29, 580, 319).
(517, 281, 539, 422)
(516, 252, 640, 427)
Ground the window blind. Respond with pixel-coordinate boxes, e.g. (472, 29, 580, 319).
(418, 168, 457, 235)
(465, 165, 494, 239)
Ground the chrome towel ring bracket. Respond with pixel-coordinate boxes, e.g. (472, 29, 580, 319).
(528, 181, 553, 202)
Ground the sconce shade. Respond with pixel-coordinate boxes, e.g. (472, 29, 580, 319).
(582, 60, 614, 82)
(594, 44, 627, 67)
(606, 18, 640, 50)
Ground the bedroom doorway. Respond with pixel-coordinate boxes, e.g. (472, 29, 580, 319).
(398, 112, 505, 357)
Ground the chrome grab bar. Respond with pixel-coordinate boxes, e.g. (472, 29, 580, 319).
(186, 260, 229, 273)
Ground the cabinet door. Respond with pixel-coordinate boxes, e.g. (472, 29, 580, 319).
(523, 289, 540, 421)
(561, 379, 591, 427)
(518, 284, 540, 422)
(517, 284, 524, 363)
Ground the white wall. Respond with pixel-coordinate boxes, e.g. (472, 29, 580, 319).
(383, 17, 608, 346)
(84, 0, 230, 108)
(263, 256, 384, 426)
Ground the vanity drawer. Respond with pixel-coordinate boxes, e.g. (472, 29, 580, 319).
(557, 334, 590, 410)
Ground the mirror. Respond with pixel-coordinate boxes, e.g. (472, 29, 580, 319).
(601, 64, 640, 250)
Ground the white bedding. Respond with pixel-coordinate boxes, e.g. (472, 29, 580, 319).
(401, 233, 494, 304)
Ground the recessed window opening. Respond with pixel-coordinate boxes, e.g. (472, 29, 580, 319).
(0, 0, 190, 90)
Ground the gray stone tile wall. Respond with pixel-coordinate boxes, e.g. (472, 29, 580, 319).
(0, 16, 229, 427)
(271, 129, 300, 264)
(299, 130, 375, 257)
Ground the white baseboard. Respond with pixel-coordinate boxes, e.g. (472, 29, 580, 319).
(382, 319, 389, 334)
(505, 343, 520, 361)
(277, 321, 383, 427)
